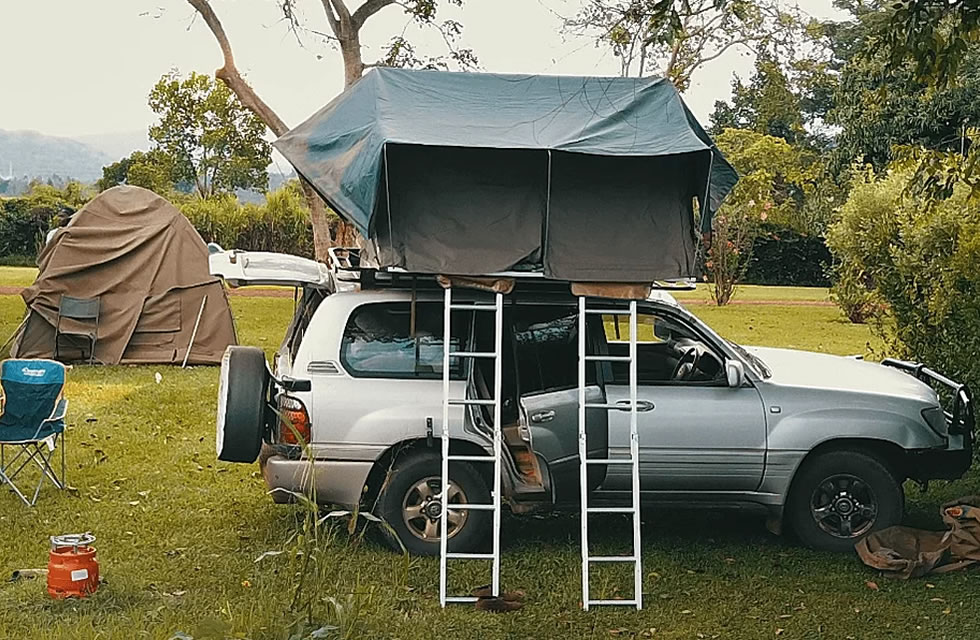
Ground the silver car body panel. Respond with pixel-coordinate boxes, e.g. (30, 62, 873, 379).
(292, 290, 489, 461)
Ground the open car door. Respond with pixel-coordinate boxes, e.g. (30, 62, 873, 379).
(511, 305, 609, 504)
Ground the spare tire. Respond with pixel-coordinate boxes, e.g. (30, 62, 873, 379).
(216, 346, 271, 463)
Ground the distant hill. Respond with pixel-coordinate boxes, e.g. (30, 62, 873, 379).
(0, 129, 112, 181)
(74, 130, 150, 164)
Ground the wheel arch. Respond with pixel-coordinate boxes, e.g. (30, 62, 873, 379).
(780, 437, 907, 535)
(360, 437, 492, 512)
(791, 438, 908, 486)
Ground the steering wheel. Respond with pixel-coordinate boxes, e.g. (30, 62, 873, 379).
(670, 346, 700, 381)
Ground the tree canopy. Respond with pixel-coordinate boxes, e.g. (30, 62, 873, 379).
(566, 0, 801, 90)
(147, 71, 271, 199)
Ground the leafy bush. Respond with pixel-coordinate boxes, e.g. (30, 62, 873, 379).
(178, 181, 314, 257)
(744, 223, 831, 287)
(827, 169, 980, 390)
(707, 128, 814, 304)
(0, 181, 91, 261)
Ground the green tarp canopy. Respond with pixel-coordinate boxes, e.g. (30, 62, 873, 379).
(275, 68, 737, 282)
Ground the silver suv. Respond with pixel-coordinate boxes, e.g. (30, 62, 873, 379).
(212, 250, 974, 555)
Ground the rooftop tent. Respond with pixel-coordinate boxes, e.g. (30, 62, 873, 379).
(12, 186, 238, 365)
(275, 68, 738, 282)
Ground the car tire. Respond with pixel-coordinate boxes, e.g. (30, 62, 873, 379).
(216, 346, 270, 463)
(374, 451, 491, 556)
(787, 450, 904, 552)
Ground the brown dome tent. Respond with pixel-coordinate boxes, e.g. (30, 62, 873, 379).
(12, 186, 237, 365)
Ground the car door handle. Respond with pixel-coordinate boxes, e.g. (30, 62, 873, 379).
(616, 399, 655, 412)
(530, 410, 555, 423)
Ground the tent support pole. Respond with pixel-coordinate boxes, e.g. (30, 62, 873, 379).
(0, 315, 29, 357)
(182, 297, 208, 368)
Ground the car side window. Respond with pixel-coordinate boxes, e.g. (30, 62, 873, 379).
(602, 311, 725, 385)
(341, 302, 471, 379)
(512, 306, 597, 394)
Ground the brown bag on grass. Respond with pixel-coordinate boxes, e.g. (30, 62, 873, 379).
(855, 496, 980, 579)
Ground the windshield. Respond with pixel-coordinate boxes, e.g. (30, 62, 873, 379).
(727, 340, 772, 379)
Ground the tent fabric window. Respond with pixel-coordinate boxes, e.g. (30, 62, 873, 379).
(134, 296, 182, 333)
(368, 145, 546, 274)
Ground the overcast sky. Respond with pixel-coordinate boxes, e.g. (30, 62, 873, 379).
(0, 0, 846, 143)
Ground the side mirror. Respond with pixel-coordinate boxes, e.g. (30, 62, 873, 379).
(725, 360, 745, 388)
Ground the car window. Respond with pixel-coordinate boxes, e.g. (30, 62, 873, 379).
(603, 313, 671, 344)
(512, 307, 596, 394)
(603, 311, 725, 385)
(341, 302, 471, 379)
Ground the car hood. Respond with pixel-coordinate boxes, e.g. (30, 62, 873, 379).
(746, 346, 938, 404)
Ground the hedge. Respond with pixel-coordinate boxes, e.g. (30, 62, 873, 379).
(743, 223, 831, 287)
(177, 186, 314, 258)
(0, 182, 316, 264)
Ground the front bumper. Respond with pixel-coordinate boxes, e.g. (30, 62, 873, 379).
(882, 358, 975, 480)
(259, 443, 372, 507)
(907, 446, 973, 481)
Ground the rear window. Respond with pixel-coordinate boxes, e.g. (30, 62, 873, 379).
(341, 302, 471, 379)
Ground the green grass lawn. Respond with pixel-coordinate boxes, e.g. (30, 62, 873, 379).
(672, 284, 831, 304)
(0, 266, 38, 288)
(0, 293, 977, 639)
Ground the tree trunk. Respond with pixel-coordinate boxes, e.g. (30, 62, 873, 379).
(329, 51, 362, 247)
(188, 0, 335, 260)
(299, 179, 336, 259)
(341, 36, 365, 89)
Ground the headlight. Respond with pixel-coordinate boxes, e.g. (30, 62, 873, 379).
(921, 406, 948, 436)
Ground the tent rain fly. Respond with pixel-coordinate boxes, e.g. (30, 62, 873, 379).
(275, 69, 738, 283)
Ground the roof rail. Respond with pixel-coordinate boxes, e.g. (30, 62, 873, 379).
(324, 246, 697, 293)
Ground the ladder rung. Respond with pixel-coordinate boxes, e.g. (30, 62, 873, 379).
(588, 556, 637, 563)
(588, 599, 638, 607)
(449, 304, 497, 311)
(449, 351, 497, 358)
(585, 458, 635, 465)
(585, 308, 633, 315)
(450, 503, 496, 511)
(447, 455, 496, 462)
(586, 507, 636, 514)
(445, 596, 480, 603)
(584, 355, 631, 362)
(448, 398, 496, 406)
(446, 552, 495, 560)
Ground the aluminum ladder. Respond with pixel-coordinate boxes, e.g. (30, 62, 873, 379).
(578, 297, 643, 610)
(439, 287, 504, 607)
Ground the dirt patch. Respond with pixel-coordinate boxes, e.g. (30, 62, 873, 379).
(680, 298, 834, 307)
(224, 288, 295, 298)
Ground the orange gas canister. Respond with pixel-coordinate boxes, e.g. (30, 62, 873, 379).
(47, 533, 99, 598)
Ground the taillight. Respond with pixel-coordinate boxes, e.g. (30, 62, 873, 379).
(278, 395, 311, 445)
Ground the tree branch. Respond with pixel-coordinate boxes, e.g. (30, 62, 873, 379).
(325, 0, 352, 32)
(352, 0, 396, 29)
(186, 0, 289, 136)
(320, 0, 341, 34)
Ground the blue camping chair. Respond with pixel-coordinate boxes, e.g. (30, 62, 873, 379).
(0, 359, 68, 506)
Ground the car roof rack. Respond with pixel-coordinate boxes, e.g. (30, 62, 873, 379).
(326, 247, 697, 294)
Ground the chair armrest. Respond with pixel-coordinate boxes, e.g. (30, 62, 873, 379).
(43, 397, 68, 423)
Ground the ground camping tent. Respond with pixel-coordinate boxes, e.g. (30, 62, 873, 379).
(11, 186, 237, 365)
(274, 68, 739, 282)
